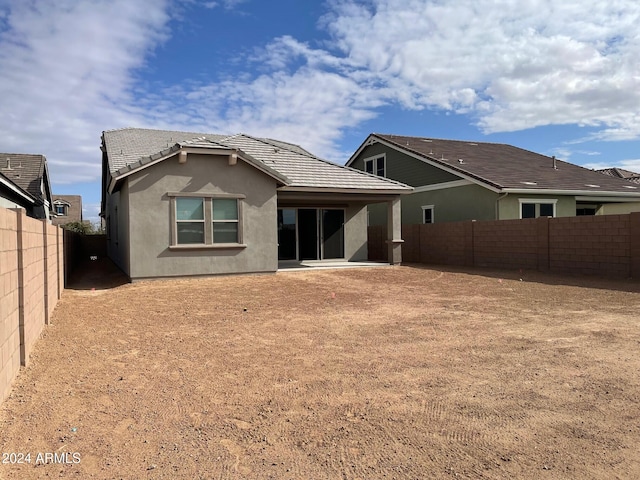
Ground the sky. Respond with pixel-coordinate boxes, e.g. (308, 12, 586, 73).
(1, 0, 640, 224)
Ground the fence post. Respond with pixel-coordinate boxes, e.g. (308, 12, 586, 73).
(463, 220, 475, 267)
(42, 220, 51, 325)
(13, 209, 27, 366)
(630, 212, 640, 279)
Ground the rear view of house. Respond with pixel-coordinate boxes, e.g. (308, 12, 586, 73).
(100, 128, 411, 281)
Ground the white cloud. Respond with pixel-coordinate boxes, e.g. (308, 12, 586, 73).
(583, 159, 640, 172)
(317, 0, 640, 138)
(0, 0, 171, 186)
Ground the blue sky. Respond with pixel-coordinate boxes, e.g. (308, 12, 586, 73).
(1, 0, 640, 224)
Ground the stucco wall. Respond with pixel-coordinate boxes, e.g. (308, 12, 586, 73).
(597, 202, 640, 215)
(344, 203, 368, 261)
(125, 153, 279, 280)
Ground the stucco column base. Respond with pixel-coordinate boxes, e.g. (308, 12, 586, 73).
(386, 239, 404, 265)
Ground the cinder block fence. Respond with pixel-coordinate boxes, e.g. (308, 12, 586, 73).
(369, 212, 640, 278)
(0, 207, 63, 403)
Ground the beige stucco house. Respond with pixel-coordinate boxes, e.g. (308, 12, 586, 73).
(100, 128, 411, 281)
(347, 134, 640, 225)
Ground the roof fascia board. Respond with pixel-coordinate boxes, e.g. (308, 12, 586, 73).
(0, 175, 36, 203)
(412, 179, 473, 193)
(503, 188, 640, 197)
(575, 195, 640, 203)
(355, 135, 502, 193)
(277, 186, 413, 195)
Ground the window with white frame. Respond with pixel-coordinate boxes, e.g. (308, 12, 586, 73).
(171, 194, 243, 247)
(364, 155, 385, 177)
(54, 204, 67, 215)
(519, 199, 557, 219)
(422, 205, 434, 224)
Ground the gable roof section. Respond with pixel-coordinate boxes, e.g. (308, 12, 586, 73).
(103, 128, 411, 194)
(0, 170, 36, 204)
(220, 134, 410, 192)
(0, 153, 49, 199)
(348, 134, 640, 196)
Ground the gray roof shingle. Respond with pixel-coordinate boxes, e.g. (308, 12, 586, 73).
(103, 128, 410, 192)
(0, 153, 47, 199)
(371, 134, 640, 194)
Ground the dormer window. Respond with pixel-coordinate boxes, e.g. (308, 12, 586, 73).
(55, 204, 67, 215)
(364, 154, 386, 177)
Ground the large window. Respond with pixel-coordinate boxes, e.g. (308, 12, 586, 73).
(364, 155, 385, 177)
(176, 197, 205, 244)
(212, 198, 239, 244)
(519, 199, 557, 219)
(170, 194, 243, 247)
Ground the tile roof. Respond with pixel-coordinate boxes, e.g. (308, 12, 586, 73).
(370, 134, 640, 194)
(220, 134, 409, 191)
(598, 167, 640, 184)
(103, 128, 410, 192)
(0, 153, 47, 198)
(103, 128, 229, 172)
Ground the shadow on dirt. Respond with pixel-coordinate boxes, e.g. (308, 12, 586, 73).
(66, 257, 129, 291)
(403, 263, 640, 294)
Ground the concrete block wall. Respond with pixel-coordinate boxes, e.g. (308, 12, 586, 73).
(0, 207, 63, 404)
(17, 209, 46, 366)
(549, 214, 631, 276)
(422, 221, 468, 267)
(369, 213, 640, 278)
(0, 208, 21, 404)
(473, 218, 539, 270)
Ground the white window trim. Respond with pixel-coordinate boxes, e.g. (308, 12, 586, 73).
(363, 154, 386, 177)
(518, 198, 557, 219)
(421, 205, 435, 224)
(168, 193, 246, 249)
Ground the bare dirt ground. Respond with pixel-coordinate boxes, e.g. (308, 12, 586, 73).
(2, 262, 640, 479)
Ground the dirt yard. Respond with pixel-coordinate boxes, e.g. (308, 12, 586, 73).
(1, 263, 640, 479)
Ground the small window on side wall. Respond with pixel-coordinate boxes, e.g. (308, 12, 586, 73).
(422, 205, 434, 224)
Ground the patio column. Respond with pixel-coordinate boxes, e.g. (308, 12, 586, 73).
(386, 196, 403, 264)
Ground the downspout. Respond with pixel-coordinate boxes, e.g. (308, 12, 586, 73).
(495, 192, 508, 220)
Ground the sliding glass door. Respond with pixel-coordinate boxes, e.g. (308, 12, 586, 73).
(277, 208, 345, 261)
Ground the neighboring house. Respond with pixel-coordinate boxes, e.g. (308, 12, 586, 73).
(598, 167, 640, 184)
(100, 128, 411, 281)
(346, 134, 640, 225)
(51, 195, 83, 226)
(595, 168, 640, 215)
(0, 153, 53, 221)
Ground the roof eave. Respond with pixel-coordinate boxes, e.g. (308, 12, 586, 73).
(0, 174, 37, 204)
(502, 188, 640, 197)
(277, 185, 413, 195)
